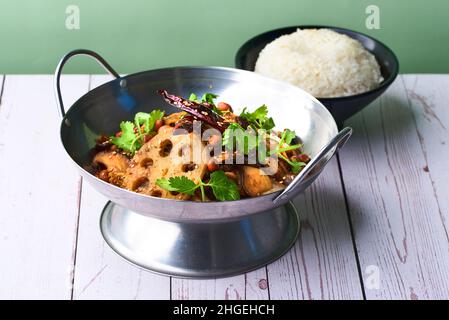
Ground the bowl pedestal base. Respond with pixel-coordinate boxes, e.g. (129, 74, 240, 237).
(100, 201, 300, 278)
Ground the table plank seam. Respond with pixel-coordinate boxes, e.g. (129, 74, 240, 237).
(70, 75, 92, 300)
(170, 275, 173, 300)
(336, 153, 367, 300)
(265, 267, 271, 300)
(0, 76, 5, 107)
(244, 273, 247, 299)
(70, 177, 84, 300)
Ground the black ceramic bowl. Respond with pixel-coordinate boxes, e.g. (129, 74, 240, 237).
(235, 25, 399, 126)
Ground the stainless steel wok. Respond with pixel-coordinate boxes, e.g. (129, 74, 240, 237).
(55, 49, 350, 278)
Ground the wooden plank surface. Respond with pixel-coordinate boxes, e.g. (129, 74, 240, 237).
(72, 75, 171, 300)
(339, 75, 449, 299)
(73, 182, 171, 300)
(171, 268, 269, 300)
(1, 74, 448, 300)
(0, 75, 88, 299)
(267, 159, 364, 300)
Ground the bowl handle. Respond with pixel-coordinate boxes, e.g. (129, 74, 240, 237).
(54, 49, 120, 117)
(273, 127, 352, 205)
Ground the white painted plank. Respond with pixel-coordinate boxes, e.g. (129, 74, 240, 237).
(401, 74, 449, 296)
(245, 268, 270, 300)
(267, 158, 363, 300)
(0, 75, 89, 299)
(339, 76, 449, 299)
(171, 268, 269, 300)
(172, 276, 245, 300)
(73, 182, 171, 300)
(73, 75, 170, 300)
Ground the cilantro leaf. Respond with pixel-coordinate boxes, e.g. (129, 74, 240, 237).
(279, 154, 306, 174)
(240, 105, 275, 130)
(134, 112, 149, 132)
(188, 92, 218, 105)
(270, 129, 301, 155)
(242, 105, 268, 121)
(110, 110, 164, 154)
(206, 171, 240, 201)
(188, 93, 199, 102)
(148, 110, 165, 130)
(156, 171, 240, 201)
(201, 93, 218, 104)
(189, 92, 222, 114)
(222, 123, 244, 149)
(222, 123, 258, 155)
(135, 110, 164, 134)
(110, 121, 141, 153)
(268, 129, 304, 173)
(280, 129, 296, 145)
(261, 117, 275, 131)
(156, 176, 198, 195)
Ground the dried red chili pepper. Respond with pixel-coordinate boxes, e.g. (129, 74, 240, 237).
(158, 90, 229, 133)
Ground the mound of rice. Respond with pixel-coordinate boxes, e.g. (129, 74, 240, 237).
(255, 28, 383, 98)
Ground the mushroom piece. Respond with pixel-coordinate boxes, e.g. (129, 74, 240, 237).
(241, 166, 273, 197)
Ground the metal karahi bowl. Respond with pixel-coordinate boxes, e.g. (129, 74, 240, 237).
(55, 49, 344, 278)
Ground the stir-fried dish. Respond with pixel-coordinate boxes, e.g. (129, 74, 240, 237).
(91, 90, 310, 201)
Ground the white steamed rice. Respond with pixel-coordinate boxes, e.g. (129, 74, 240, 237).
(254, 28, 383, 98)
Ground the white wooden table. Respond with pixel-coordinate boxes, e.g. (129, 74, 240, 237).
(1, 74, 448, 300)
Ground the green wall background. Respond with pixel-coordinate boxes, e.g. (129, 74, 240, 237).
(0, 0, 448, 74)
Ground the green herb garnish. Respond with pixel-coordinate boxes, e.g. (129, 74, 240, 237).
(188, 93, 199, 102)
(110, 110, 164, 154)
(240, 105, 275, 131)
(201, 93, 218, 104)
(188, 92, 222, 114)
(156, 170, 240, 201)
(222, 123, 259, 155)
(270, 129, 305, 173)
(110, 121, 141, 154)
(188, 92, 218, 104)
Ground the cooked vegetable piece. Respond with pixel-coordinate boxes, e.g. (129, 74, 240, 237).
(241, 166, 273, 197)
(125, 125, 207, 200)
(93, 151, 129, 172)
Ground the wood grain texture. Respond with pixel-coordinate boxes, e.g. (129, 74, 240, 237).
(2, 74, 447, 300)
(73, 182, 171, 300)
(72, 75, 170, 300)
(172, 276, 246, 300)
(171, 268, 269, 300)
(339, 75, 449, 299)
(0, 75, 88, 299)
(267, 158, 363, 300)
